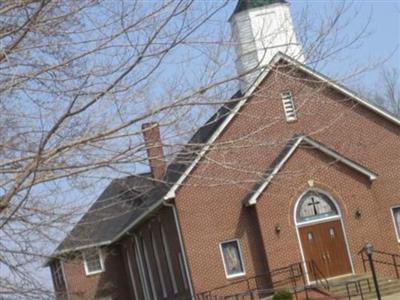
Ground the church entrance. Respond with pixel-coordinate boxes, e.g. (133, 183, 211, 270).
(295, 190, 352, 281)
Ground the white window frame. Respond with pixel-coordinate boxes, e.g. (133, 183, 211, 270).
(141, 235, 157, 299)
(280, 91, 297, 122)
(83, 248, 105, 276)
(161, 224, 178, 294)
(391, 206, 400, 242)
(151, 230, 167, 298)
(52, 260, 65, 289)
(126, 248, 140, 300)
(134, 234, 151, 300)
(219, 239, 246, 279)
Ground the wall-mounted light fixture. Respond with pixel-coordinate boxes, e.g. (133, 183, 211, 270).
(274, 224, 281, 234)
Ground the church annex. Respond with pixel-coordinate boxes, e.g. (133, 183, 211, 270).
(47, 1, 400, 299)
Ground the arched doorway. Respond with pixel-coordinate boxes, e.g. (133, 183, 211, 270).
(295, 189, 353, 280)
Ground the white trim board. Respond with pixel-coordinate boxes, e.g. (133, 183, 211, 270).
(164, 51, 397, 201)
(50, 51, 397, 257)
(245, 135, 378, 206)
(83, 248, 105, 276)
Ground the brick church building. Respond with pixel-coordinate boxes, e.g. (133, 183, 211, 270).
(47, 1, 400, 299)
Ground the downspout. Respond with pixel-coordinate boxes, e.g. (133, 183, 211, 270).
(163, 201, 195, 298)
(60, 260, 71, 300)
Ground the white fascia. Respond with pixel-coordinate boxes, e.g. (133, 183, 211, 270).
(246, 135, 378, 206)
(164, 54, 284, 200)
(165, 51, 395, 202)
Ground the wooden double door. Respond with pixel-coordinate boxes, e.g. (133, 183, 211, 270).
(299, 220, 352, 280)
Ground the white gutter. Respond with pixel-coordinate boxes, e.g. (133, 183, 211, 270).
(60, 260, 71, 300)
(112, 199, 165, 242)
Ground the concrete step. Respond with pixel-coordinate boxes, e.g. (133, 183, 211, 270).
(325, 274, 400, 300)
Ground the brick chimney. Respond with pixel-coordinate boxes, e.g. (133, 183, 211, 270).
(142, 122, 166, 180)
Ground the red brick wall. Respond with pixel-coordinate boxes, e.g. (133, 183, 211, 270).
(56, 63, 400, 298)
(255, 148, 383, 276)
(58, 206, 190, 299)
(174, 64, 400, 295)
(61, 245, 131, 300)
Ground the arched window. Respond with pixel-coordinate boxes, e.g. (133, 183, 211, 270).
(296, 190, 338, 223)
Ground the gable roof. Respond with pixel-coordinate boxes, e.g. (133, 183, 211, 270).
(164, 52, 399, 200)
(243, 135, 378, 206)
(49, 95, 241, 258)
(50, 52, 398, 259)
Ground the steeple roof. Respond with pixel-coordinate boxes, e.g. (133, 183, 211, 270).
(233, 0, 287, 15)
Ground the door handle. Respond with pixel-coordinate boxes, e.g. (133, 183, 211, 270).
(326, 252, 331, 263)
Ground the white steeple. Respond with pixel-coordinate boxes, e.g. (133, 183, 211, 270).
(229, 0, 304, 93)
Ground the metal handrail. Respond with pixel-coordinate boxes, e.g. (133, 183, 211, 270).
(309, 260, 330, 291)
(359, 248, 400, 279)
(195, 261, 310, 300)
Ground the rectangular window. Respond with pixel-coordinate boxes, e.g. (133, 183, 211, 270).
(391, 207, 400, 241)
(83, 248, 105, 275)
(51, 260, 65, 290)
(161, 224, 178, 294)
(151, 230, 167, 298)
(141, 235, 157, 299)
(219, 239, 245, 279)
(134, 235, 151, 300)
(281, 91, 297, 122)
(126, 249, 140, 300)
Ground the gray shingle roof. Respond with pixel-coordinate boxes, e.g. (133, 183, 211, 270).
(53, 92, 242, 256)
(232, 0, 287, 15)
(164, 93, 241, 184)
(55, 174, 168, 253)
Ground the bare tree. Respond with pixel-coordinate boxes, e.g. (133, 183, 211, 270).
(0, 0, 386, 298)
(372, 67, 400, 116)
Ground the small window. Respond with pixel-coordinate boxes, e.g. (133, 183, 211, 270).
(51, 260, 65, 289)
(281, 91, 297, 122)
(219, 240, 245, 279)
(83, 248, 105, 275)
(391, 207, 400, 241)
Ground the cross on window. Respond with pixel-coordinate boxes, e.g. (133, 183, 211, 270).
(308, 197, 320, 215)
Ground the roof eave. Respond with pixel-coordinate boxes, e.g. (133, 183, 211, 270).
(245, 135, 378, 206)
(43, 240, 112, 267)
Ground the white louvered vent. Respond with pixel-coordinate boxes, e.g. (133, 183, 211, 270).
(281, 91, 297, 122)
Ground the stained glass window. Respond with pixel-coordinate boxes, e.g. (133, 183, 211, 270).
(296, 190, 338, 223)
(392, 207, 400, 240)
(220, 240, 245, 278)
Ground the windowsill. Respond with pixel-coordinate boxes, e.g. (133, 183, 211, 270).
(286, 118, 298, 123)
(226, 272, 246, 280)
(85, 269, 105, 276)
